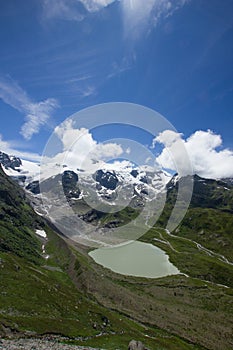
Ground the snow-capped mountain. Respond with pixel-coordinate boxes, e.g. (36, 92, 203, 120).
(0, 150, 171, 238)
(2, 150, 233, 249)
(0, 151, 21, 170)
(0, 150, 171, 202)
(0, 151, 40, 186)
(36, 166, 171, 220)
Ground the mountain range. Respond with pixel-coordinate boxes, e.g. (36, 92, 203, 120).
(0, 150, 233, 350)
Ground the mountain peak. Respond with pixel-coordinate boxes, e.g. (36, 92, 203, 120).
(0, 151, 22, 171)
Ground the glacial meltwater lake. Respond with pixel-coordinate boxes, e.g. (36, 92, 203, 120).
(89, 241, 180, 278)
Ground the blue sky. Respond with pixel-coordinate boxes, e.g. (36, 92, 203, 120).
(0, 0, 233, 178)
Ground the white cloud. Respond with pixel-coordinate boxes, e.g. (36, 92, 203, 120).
(55, 120, 94, 152)
(79, 0, 116, 12)
(0, 76, 58, 140)
(78, 85, 96, 98)
(121, 0, 156, 35)
(0, 135, 10, 153)
(153, 130, 192, 177)
(93, 142, 123, 159)
(107, 55, 136, 79)
(41, 0, 189, 38)
(152, 129, 182, 148)
(48, 119, 123, 173)
(153, 129, 233, 179)
(0, 134, 41, 162)
(41, 0, 115, 20)
(121, 0, 190, 38)
(21, 99, 58, 140)
(42, 0, 84, 21)
(185, 130, 233, 179)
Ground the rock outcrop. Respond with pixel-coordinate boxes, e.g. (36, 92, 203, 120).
(128, 339, 146, 350)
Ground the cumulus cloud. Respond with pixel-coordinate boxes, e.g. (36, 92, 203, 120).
(0, 76, 58, 140)
(48, 119, 123, 173)
(153, 129, 182, 148)
(153, 129, 233, 179)
(153, 130, 192, 177)
(55, 120, 95, 152)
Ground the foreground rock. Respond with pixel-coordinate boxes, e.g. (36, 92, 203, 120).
(128, 339, 146, 350)
(0, 338, 105, 350)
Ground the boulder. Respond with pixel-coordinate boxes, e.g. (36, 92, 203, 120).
(128, 340, 145, 350)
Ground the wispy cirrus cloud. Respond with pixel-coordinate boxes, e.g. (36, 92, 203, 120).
(79, 0, 116, 12)
(71, 84, 97, 98)
(121, 0, 190, 38)
(41, 0, 190, 37)
(0, 134, 41, 162)
(0, 77, 59, 141)
(41, 0, 85, 21)
(41, 0, 115, 20)
(107, 54, 136, 78)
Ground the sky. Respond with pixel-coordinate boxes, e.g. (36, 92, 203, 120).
(0, 0, 233, 178)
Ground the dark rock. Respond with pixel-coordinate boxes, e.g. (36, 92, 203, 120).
(10, 156, 22, 169)
(62, 170, 78, 183)
(62, 170, 80, 199)
(80, 209, 104, 223)
(95, 169, 118, 190)
(140, 188, 148, 195)
(104, 220, 122, 228)
(102, 191, 117, 201)
(26, 181, 40, 194)
(0, 151, 22, 170)
(131, 169, 139, 178)
(139, 176, 148, 184)
(101, 316, 109, 327)
(14, 264, 20, 271)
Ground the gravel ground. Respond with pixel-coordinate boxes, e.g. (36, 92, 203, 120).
(0, 338, 106, 350)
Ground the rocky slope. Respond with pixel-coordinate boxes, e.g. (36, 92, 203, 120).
(0, 338, 104, 350)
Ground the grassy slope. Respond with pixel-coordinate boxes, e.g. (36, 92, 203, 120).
(0, 226, 208, 350)
(175, 208, 233, 261)
(67, 240, 233, 350)
(0, 166, 206, 350)
(157, 175, 233, 261)
(1, 167, 233, 349)
(140, 227, 233, 287)
(64, 175, 233, 350)
(0, 166, 42, 265)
